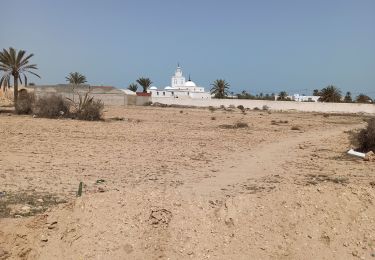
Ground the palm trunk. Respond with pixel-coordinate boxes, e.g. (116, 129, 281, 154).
(13, 76, 18, 106)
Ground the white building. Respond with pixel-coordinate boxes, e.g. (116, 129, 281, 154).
(292, 94, 320, 102)
(148, 65, 211, 99)
(274, 93, 320, 102)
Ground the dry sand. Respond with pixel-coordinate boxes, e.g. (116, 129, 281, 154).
(0, 106, 374, 259)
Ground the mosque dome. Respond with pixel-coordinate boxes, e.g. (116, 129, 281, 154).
(165, 86, 173, 90)
(149, 86, 157, 90)
(184, 81, 197, 87)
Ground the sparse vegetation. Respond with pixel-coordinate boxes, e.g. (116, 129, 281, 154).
(15, 90, 35, 114)
(67, 87, 104, 121)
(219, 121, 249, 129)
(208, 106, 216, 112)
(34, 95, 70, 118)
(355, 118, 375, 152)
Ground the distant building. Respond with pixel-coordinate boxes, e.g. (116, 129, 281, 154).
(148, 65, 211, 99)
(292, 94, 320, 102)
(274, 93, 320, 102)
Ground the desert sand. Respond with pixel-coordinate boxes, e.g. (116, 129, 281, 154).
(0, 106, 374, 259)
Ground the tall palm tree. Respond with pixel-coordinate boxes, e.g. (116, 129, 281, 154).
(66, 72, 87, 85)
(0, 47, 40, 105)
(128, 83, 138, 92)
(136, 77, 152, 93)
(210, 79, 229, 99)
(318, 85, 342, 102)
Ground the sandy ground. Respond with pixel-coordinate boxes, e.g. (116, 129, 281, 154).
(0, 105, 374, 260)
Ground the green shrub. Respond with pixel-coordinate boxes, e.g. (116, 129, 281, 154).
(15, 90, 35, 114)
(33, 95, 70, 118)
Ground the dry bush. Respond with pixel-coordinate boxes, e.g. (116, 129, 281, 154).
(208, 106, 216, 112)
(253, 107, 260, 111)
(291, 125, 301, 131)
(235, 122, 249, 128)
(219, 122, 249, 129)
(262, 105, 270, 111)
(237, 105, 245, 110)
(75, 100, 104, 121)
(15, 90, 35, 114)
(356, 118, 375, 152)
(33, 95, 70, 118)
(211, 116, 216, 120)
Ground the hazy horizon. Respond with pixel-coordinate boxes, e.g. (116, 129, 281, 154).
(1, 0, 374, 97)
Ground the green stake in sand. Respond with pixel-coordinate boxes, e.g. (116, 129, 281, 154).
(77, 182, 83, 197)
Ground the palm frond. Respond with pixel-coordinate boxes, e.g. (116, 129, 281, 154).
(24, 70, 41, 78)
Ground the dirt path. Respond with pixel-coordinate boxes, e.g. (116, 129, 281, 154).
(182, 124, 357, 197)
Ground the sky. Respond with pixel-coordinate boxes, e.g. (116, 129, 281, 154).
(1, 0, 374, 96)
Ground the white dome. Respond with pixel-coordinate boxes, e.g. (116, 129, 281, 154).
(184, 81, 197, 87)
(165, 86, 173, 90)
(149, 86, 157, 90)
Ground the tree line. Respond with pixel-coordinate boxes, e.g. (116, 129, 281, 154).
(1, 47, 372, 104)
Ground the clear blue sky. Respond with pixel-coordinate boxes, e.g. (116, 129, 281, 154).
(1, 0, 374, 96)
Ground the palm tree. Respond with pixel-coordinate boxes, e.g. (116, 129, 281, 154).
(136, 77, 152, 93)
(66, 72, 87, 85)
(0, 47, 40, 105)
(313, 89, 321, 96)
(318, 85, 342, 102)
(210, 79, 229, 99)
(128, 83, 138, 92)
(277, 91, 288, 101)
(344, 91, 352, 103)
(356, 94, 372, 103)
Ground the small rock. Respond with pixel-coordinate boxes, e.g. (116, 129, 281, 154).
(364, 151, 375, 162)
(37, 199, 44, 203)
(371, 252, 375, 257)
(21, 205, 31, 214)
(123, 244, 133, 254)
(47, 221, 57, 229)
(41, 235, 48, 242)
(352, 250, 359, 257)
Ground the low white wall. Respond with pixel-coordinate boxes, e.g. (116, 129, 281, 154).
(152, 97, 375, 114)
(33, 89, 152, 107)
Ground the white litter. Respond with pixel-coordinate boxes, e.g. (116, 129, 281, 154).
(347, 149, 366, 159)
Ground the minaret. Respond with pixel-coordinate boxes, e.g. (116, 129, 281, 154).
(171, 64, 186, 88)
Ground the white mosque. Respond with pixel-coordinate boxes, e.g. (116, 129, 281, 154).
(148, 65, 211, 99)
